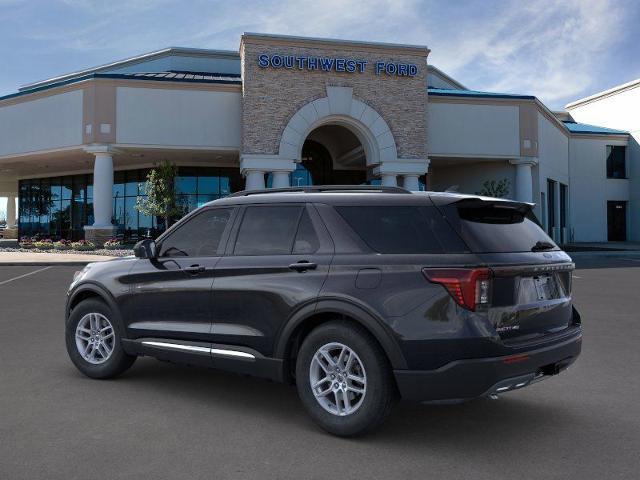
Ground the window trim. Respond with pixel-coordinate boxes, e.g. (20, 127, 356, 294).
(156, 206, 237, 258)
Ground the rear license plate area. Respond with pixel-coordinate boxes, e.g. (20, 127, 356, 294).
(533, 275, 553, 300)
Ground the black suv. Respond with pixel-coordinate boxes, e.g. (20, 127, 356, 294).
(65, 186, 582, 436)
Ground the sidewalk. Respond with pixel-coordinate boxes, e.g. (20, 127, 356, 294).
(0, 251, 118, 266)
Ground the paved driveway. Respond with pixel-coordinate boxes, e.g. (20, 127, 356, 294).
(0, 257, 638, 479)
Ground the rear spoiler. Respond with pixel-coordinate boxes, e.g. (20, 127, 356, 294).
(429, 194, 535, 210)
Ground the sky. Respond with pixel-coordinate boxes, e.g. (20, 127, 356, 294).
(1, 0, 639, 215)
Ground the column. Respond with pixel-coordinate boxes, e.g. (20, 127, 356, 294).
(380, 174, 397, 187)
(240, 154, 295, 191)
(510, 158, 537, 203)
(244, 170, 266, 190)
(402, 174, 420, 192)
(271, 171, 290, 188)
(83, 145, 117, 245)
(6, 195, 16, 229)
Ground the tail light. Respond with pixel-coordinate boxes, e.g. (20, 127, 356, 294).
(422, 268, 491, 311)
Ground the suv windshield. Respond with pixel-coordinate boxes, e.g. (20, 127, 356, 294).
(441, 199, 558, 253)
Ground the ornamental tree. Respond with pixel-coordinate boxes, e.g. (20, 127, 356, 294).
(136, 161, 180, 231)
(476, 178, 510, 198)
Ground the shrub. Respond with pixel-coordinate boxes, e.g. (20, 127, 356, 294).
(54, 239, 73, 250)
(19, 236, 34, 249)
(103, 238, 123, 250)
(33, 239, 54, 250)
(71, 240, 96, 251)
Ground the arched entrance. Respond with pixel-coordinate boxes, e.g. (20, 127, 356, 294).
(295, 124, 369, 186)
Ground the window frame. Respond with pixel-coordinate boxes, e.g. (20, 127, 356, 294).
(155, 206, 237, 258)
(606, 145, 627, 179)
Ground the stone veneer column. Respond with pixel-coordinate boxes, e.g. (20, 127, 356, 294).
(84, 145, 117, 246)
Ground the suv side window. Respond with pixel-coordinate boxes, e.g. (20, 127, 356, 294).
(234, 205, 303, 255)
(159, 207, 232, 257)
(293, 210, 320, 254)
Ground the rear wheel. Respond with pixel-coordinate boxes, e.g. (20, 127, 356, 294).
(65, 298, 136, 379)
(295, 321, 397, 436)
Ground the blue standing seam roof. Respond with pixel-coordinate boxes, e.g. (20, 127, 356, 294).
(0, 71, 242, 102)
(562, 121, 628, 135)
(427, 87, 536, 100)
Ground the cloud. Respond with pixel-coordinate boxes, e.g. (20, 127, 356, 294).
(1, 0, 637, 108)
(425, 0, 633, 107)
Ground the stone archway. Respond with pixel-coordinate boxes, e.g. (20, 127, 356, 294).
(278, 86, 398, 167)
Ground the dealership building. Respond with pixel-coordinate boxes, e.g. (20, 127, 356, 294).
(0, 33, 636, 244)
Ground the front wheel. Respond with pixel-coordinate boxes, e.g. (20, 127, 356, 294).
(65, 298, 136, 379)
(295, 321, 397, 436)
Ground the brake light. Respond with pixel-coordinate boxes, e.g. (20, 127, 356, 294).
(422, 268, 491, 311)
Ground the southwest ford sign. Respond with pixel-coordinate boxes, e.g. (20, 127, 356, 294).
(257, 54, 418, 77)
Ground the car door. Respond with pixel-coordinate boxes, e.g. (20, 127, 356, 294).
(211, 203, 333, 358)
(121, 206, 236, 343)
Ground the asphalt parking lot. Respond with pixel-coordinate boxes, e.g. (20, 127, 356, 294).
(1, 255, 639, 479)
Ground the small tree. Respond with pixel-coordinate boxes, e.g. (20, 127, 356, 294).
(476, 178, 510, 198)
(136, 161, 180, 231)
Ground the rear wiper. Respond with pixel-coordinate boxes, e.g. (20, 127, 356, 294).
(531, 241, 555, 252)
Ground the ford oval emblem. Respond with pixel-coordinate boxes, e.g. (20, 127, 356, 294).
(543, 252, 552, 258)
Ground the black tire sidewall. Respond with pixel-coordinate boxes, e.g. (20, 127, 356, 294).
(296, 321, 395, 436)
(65, 298, 135, 379)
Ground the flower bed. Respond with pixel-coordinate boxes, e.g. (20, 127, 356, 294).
(70, 240, 96, 251)
(54, 239, 73, 251)
(103, 238, 124, 250)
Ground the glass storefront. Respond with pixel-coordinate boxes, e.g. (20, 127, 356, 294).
(19, 167, 243, 241)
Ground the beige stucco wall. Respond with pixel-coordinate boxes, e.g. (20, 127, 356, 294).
(240, 36, 428, 160)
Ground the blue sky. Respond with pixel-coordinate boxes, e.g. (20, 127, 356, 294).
(1, 0, 639, 108)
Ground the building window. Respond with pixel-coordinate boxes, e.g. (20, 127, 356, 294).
(546, 179, 556, 236)
(18, 166, 242, 241)
(606, 145, 626, 179)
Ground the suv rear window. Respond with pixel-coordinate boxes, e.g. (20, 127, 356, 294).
(443, 200, 558, 253)
(335, 206, 467, 254)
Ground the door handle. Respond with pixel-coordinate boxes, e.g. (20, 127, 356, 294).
(289, 261, 317, 272)
(184, 264, 206, 274)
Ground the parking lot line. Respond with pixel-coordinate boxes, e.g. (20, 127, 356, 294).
(0, 266, 52, 286)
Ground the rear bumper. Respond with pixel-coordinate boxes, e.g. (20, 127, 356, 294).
(393, 329, 582, 402)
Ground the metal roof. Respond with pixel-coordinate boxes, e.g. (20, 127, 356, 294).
(428, 87, 535, 100)
(0, 71, 241, 103)
(562, 121, 628, 135)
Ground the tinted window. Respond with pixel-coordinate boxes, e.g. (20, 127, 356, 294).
(606, 145, 626, 179)
(159, 208, 232, 257)
(336, 206, 467, 254)
(446, 201, 557, 253)
(293, 210, 320, 254)
(234, 206, 302, 255)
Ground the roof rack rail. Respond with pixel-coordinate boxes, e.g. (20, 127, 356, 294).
(227, 185, 411, 197)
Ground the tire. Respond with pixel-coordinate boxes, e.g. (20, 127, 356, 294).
(65, 298, 136, 379)
(295, 320, 397, 436)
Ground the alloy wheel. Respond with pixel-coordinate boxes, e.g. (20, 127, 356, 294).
(75, 313, 115, 365)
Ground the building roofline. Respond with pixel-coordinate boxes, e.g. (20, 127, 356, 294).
(19, 47, 240, 92)
(565, 78, 640, 109)
(240, 32, 430, 56)
(427, 65, 466, 90)
(428, 88, 630, 139)
(428, 88, 535, 100)
(2, 72, 241, 104)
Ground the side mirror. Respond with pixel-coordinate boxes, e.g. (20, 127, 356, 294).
(133, 239, 157, 259)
